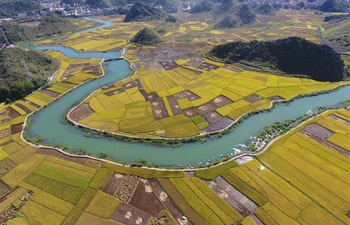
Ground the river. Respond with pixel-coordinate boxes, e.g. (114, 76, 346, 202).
(25, 18, 350, 166)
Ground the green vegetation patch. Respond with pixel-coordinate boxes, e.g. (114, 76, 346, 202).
(23, 173, 85, 204)
(32, 164, 91, 189)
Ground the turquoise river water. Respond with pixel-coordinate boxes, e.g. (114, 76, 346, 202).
(25, 18, 350, 166)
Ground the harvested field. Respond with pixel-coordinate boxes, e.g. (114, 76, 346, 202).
(203, 117, 234, 133)
(70, 103, 95, 121)
(196, 103, 216, 115)
(174, 90, 200, 101)
(15, 104, 31, 114)
(101, 84, 115, 91)
(111, 203, 151, 225)
(166, 96, 181, 115)
(300, 130, 350, 157)
(129, 179, 164, 217)
(40, 89, 60, 98)
(244, 94, 264, 104)
(103, 173, 124, 196)
(151, 98, 169, 120)
(203, 111, 223, 125)
(301, 123, 334, 139)
(159, 61, 179, 70)
(205, 176, 258, 217)
(123, 81, 138, 90)
(148, 179, 190, 225)
(140, 90, 159, 101)
(6, 108, 20, 118)
(210, 95, 233, 108)
(36, 148, 89, 165)
(114, 175, 140, 203)
(198, 62, 219, 71)
(182, 108, 198, 118)
(329, 114, 350, 125)
(268, 96, 284, 101)
(10, 123, 23, 135)
(223, 65, 242, 73)
(105, 88, 124, 96)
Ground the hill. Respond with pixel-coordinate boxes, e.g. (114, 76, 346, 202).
(35, 14, 78, 38)
(124, 3, 177, 22)
(0, 48, 54, 103)
(214, 4, 256, 28)
(212, 0, 235, 17)
(0, 0, 42, 18)
(207, 37, 345, 81)
(254, 3, 276, 15)
(190, 0, 213, 14)
(130, 27, 166, 45)
(0, 15, 78, 44)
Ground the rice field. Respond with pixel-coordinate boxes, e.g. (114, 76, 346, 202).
(0, 11, 349, 225)
(74, 56, 345, 138)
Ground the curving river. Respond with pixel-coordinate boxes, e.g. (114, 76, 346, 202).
(25, 18, 350, 166)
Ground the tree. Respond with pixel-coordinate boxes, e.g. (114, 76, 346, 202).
(320, 0, 338, 12)
(297, 1, 305, 9)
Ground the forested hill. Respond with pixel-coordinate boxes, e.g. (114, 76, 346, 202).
(124, 3, 177, 22)
(0, 14, 78, 44)
(207, 37, 345, 82)
(0, 0, 41, 18)
(0, 48, 54, 103)
(130, 27, 166, 45)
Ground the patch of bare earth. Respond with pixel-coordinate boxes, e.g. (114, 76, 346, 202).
(300, 124, 350, 157)
(6, 108, 20, 118)
(129, 179, 164, 217)
(147, 179, 191, 225)
(40, 89, 60, 98)
(103, 173, 124, 196)
(15, 104, 31, 114)
(10, 123, 23, 135)
(151, 98, 169, 120)
(70, 103, 95, 122)
(166, 96, 181, 115)
(111, 203, 151, 225)
(268, 96, 284, 101)
(205, 176, 258, 217)
(244, 94, 264, 104)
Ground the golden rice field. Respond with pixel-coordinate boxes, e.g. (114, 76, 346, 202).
(74, 57, 346, 138)
(0, 10, 349, 225)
